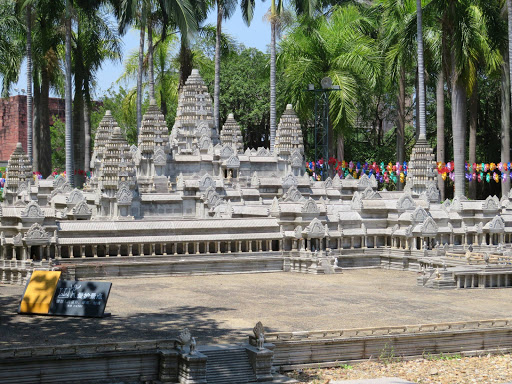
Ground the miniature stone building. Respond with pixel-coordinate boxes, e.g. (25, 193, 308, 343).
(2, 69, 512, 288)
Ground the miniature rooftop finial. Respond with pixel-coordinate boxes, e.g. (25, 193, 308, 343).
(286, 103, 293, 110)
(228, 113, 234, 119)
(105, 110, 112, 116)
(16, 142, 22, 149)
(149, 97, 156, 106)
(191, 68, 199, 75)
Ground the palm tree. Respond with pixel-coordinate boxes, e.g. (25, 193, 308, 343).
(378, 0, 417, 189)
(26, 4, 33, 164)
(65, 0, 73, 184)
(504, 0, 512, 196)
(214, 0, 255, 133)
(115, 0, 198, 132)
(72, 6, 122, 175)
(416, 0, 426, 140)
(268, 0, 318, 153)
(279, 5, 381, 160)
(431, 0, 498, 198)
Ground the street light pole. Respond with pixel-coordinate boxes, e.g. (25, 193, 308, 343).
(307, 77, 340, 180)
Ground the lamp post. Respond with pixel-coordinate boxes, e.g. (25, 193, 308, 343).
(307, 77, 340, 180)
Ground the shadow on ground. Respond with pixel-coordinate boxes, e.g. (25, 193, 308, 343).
(0, 293, 239, 347)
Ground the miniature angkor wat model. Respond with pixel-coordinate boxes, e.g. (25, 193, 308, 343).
(2, 69, 512, 289)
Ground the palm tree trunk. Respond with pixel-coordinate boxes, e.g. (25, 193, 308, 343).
(73, 69, 84, 186)
(178, 36, 193, 90)
(336, 135, 344, 162)
(137, 22, 145, 136)
(40, 67, 51, 177)
(452, 75, 467, 198)
(214, 0, 222, 134)
(33, 67, 40, 173)
(415, 68, 419, 140)
(270, 17, 277, 153)
(84, 81, 91, 174)
(436, 72, 445, 201)
(502, 52, 511, 197)
(65, 0, 74, 185)
(468, 81, 478, 199)
(147, 19, 155, 101)
(26, 5, 33, 165)
(397, 64, 406, 191)
(416, 0, 426, 140)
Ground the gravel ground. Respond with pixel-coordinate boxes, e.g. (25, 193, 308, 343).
(286, 354, 512, 383)
(2, 269, 512, 348)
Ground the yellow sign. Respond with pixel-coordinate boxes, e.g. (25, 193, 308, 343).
(19, 270, 62, 314)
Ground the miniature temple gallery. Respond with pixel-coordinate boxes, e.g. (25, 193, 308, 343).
(2, 69, 512, 288)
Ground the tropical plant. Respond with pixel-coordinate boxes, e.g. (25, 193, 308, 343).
(279, 5, 381, 161)
(267, 0, 319, 153)
(213, 0, 256, 133)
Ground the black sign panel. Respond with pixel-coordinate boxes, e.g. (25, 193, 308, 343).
(49, 280, 112, 317)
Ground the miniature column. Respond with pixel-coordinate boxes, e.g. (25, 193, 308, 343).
(374, 236, 378, 248)
(70, 246, 74, 258)
(217, 241, 221, 254)
(185, 242, 189, 255)
(27, 246, 32, 260)
(350, 237, 354, 249)
(117, 244, 122, 257)
(195, 242, 200, 254)
(162, 243, 167, 256)
(93, 245, 98, 257)
(129, 244, 133, 257)
(56, 246, 61, 259)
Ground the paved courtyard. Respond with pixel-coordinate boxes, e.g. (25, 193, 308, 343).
(2, 269, 512, 348)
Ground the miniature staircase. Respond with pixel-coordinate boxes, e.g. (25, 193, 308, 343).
(200, 345, 257, 384)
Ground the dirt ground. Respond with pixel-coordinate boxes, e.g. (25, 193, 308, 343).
(2, 269, 512, 348)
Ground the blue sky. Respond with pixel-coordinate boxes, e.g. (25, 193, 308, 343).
(13, 5, 271, 99)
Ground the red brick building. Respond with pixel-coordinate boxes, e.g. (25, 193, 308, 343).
(0, 95, 65, 165)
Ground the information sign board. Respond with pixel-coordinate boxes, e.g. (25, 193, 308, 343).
(48, 280, 112, 317)
(18, 271, 62, 314)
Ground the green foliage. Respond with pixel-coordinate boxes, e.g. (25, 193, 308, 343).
(379, 342, 400, 364)
(337, 363, 353, 369)
(50, 116, 66, 173)
(92, 87, 149, 146)
(198, 44, 287, 149)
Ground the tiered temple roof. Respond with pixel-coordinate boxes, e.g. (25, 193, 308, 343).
(4, 143, 32, 197)
(138, 99, 170, 154)
(170, 69, 219, 154)
(220, 113, 244, 154)
(275, 104, 304, 155)
(90, 110, 118, 168)
(100, 127, 136, 192)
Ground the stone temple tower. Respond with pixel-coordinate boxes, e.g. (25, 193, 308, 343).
(85, 110, 119, 192)
(99, 127, 137, 217)
(3, 143, 33, 205)
(220, 113, 244, 154)
(170, 69, 220, 155)
(275, 104, 305, 176)
(136, 99, 170, 193)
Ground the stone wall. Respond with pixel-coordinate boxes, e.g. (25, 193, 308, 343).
(0, 96, 65, 163)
